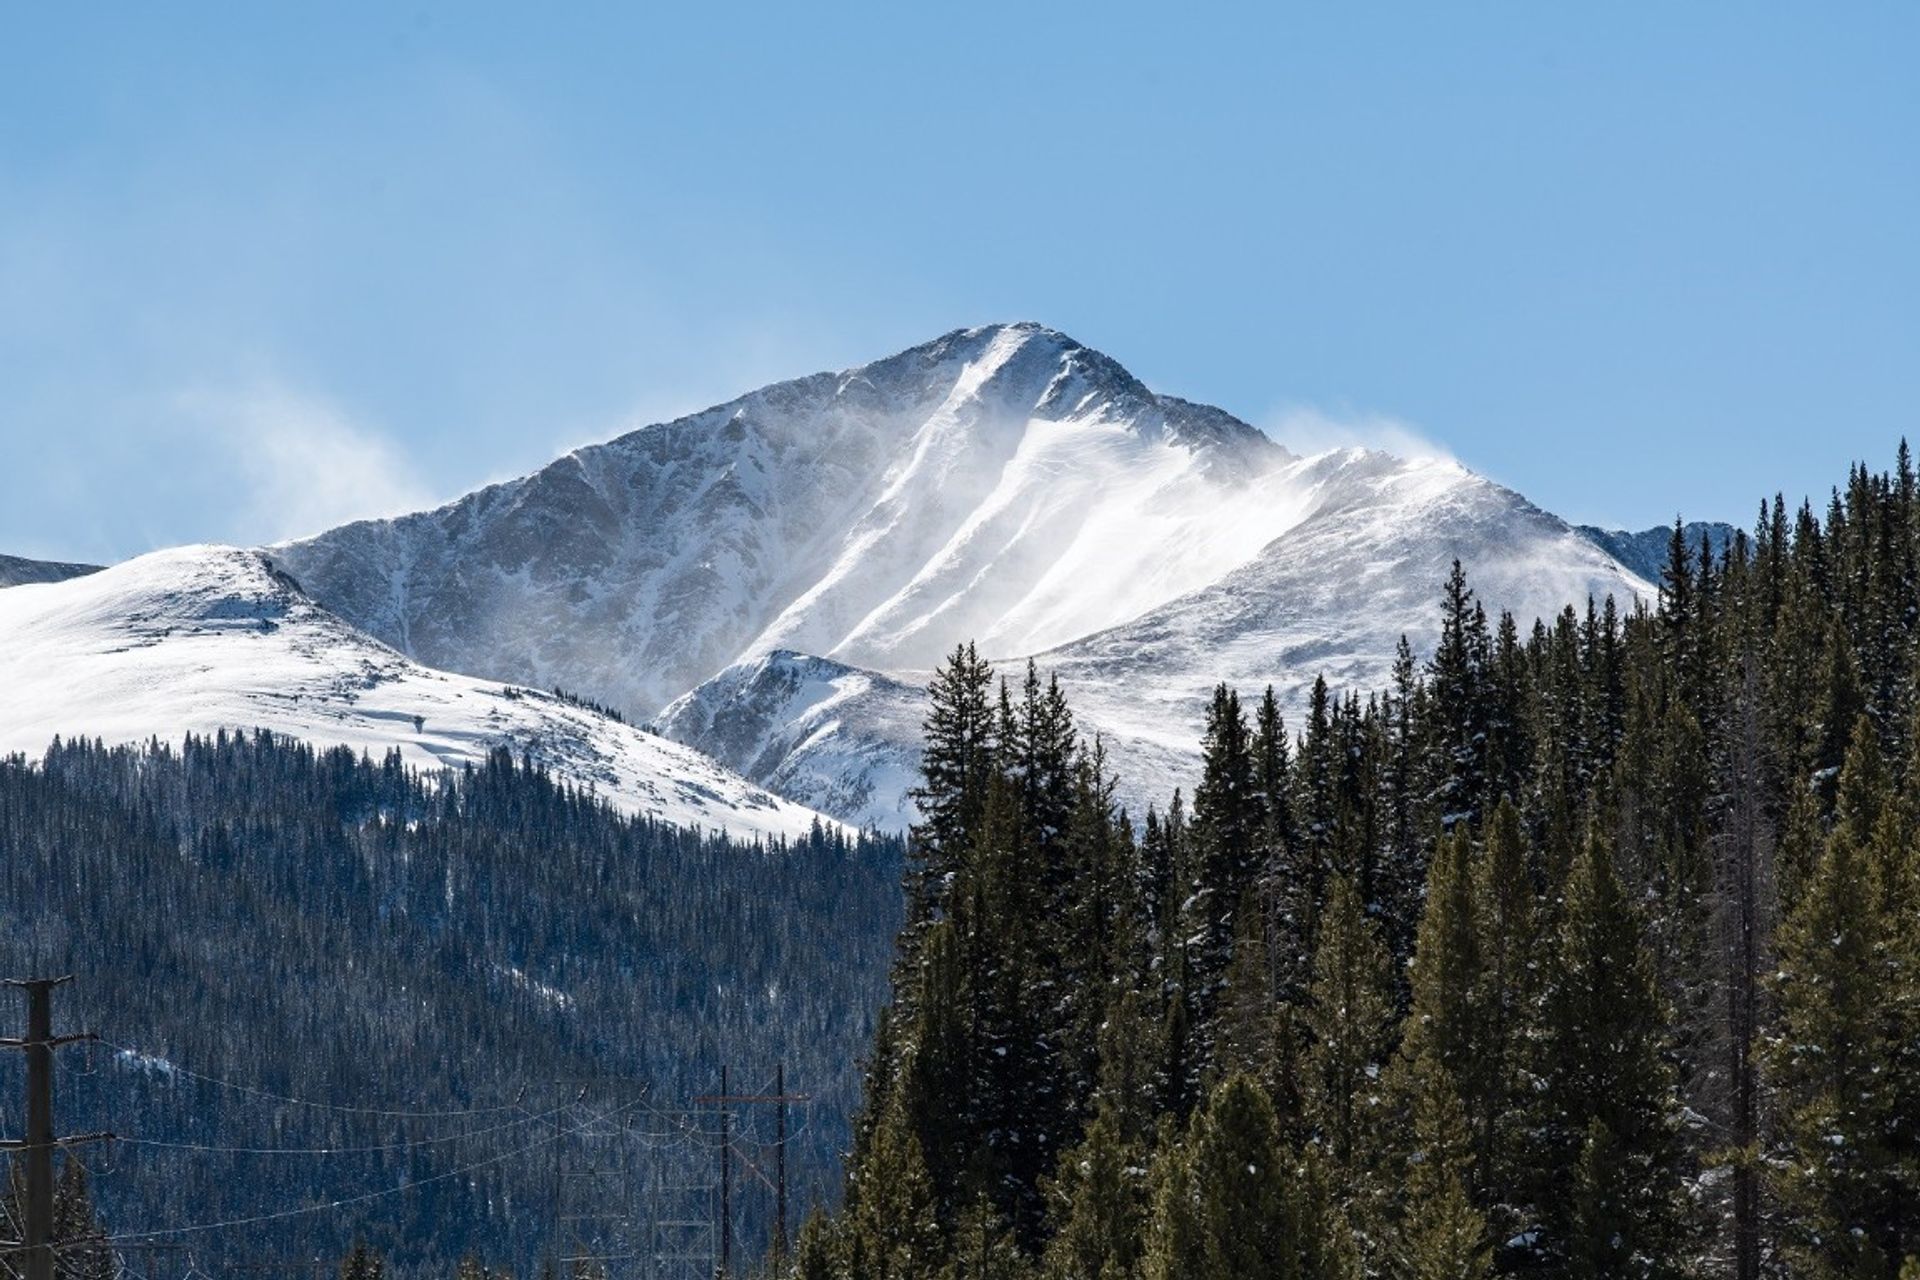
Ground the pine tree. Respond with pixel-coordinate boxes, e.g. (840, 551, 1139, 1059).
(939, 1196, 1034, 1280)
(1254, 684, 1295, 855)
(909, 642, 999, 928)
(793, 1208, 841, 1280)
(843, 1100, 942, 1280)
(899, 919, 976, 1215)
(1397, 827, 1480, 1095)
(1427, 561, 1491, 829)
(1041, 1108, 1149, 1280)
(1301, 873, 1395, 1175)
(1142, 1075, 1332, 1280)
(51, 1159, 112, 1280)
(1390, 1069, 1490, 1280)
(1470, 798, 1538, 1223)
(1186, 684, 1262, 1053)
(1536, 827, 1684, 1277)
(341, 1242, 386, 1280)
(1215, 886, 1282, 1096)
(1766, 720, 1920, 1277)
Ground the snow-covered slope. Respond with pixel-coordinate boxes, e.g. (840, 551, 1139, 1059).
(0, 552, 102, 588)
(275, 323, 1296, 719)
(667, 451, 1655, 826)
(1042, 452, 1652, 815)
(655, 651, 927, 832)
(0, 546, 836, 843)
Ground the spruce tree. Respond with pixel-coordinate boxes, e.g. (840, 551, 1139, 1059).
(843, 1100, 942, 1280)
(1427, 561, 1491, 829)
(1301, 873, 1395, 1175)
(1215, 886, 1283, 1097)
(905, 642, 999, 972)
(1041, 1108, 1148, 1280)
(1766, 723, 1920, 1278)
(1470, 798, 1539, 1225)
(1536, 827, 1684, 1277)
(1390, 1069, 1490, 1280)
(1186, 684, 1262, 1051)
(1142, 1075, 1331, 1280)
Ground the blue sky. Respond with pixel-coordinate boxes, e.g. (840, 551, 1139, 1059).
(2, 3, 1915, 562)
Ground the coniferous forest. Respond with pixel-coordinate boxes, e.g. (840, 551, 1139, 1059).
(802, 448, 1920, 1280)
(0, 737, 904, 1277)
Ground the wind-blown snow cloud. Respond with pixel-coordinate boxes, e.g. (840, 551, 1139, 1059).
(1263, 405, 1458, 464)
(175, 386, 436, 543)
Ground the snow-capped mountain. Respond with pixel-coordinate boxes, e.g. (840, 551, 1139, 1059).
(274, 323, 1299, 719)
(0, 546, 836, 843)
(265, 321, 1656, 829)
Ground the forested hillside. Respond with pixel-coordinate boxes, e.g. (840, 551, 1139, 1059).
(806, 448, 1920, 1280)
(0, 736, 903, 1277)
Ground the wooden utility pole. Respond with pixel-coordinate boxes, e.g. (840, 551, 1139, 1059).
(693, 1066, 809, 1277)
(773, 1062, 788, 1267)
(1, 977, 110, 1280)
(718, 1066, 730, 1278)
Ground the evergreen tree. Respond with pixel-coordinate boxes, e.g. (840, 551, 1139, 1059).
(1300, 873, 1395, 1175)
(1766, 720, 1920, 1277)
(908, 643, 999, 930)
(50, 1159, 111, 1280)
(842, 1100, 942, 1280)
(341, 1242, 386, 1280)
(1470, 798, 1539, 1224)
(1186, 684, 1262, 1053)
(1536, 828, 1684, 1277)
(1427, 561, 1491, 829)
(939, 1197, 1033, 1280)
(1142, 1075, 1333, 1280)
(1041, 1108, 1148, 1280)
(1215, 887, 1283, 1096)
(1390, 1070, 1490, 1280)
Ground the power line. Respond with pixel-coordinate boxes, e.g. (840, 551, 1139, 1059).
(112, 1099, 575, 1157)
(98, 1040, 529, 1120)
(80, 1099, 640, 1249)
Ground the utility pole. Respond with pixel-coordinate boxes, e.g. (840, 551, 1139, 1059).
(693, 1067, 809, 1278)
(1, 977, 111, 1280)
(773, 1062, 788, 1268)
(718, 1066, 730, 1279)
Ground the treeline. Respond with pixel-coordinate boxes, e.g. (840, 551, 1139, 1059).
(802, 448, 1920, 1279)
(0, 734, 904, 1278)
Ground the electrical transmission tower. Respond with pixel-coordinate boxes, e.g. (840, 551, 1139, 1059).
(633, 1097, 716, 1280)
(0, 977, 112, 1280)
(549, 1077, 648, 1280)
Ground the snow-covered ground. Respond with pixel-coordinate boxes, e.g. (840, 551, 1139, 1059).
(0, 546, 837, 843)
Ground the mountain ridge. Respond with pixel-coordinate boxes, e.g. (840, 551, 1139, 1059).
(0, 545, 839, 842)
(0, 551, 103, 588)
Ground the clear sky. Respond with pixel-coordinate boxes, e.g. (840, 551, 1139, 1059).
(2, 3, 1915, 563)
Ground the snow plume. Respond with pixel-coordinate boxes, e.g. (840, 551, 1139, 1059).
(178, 385, 436, 542)
(1263, 404, 1458, 464)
